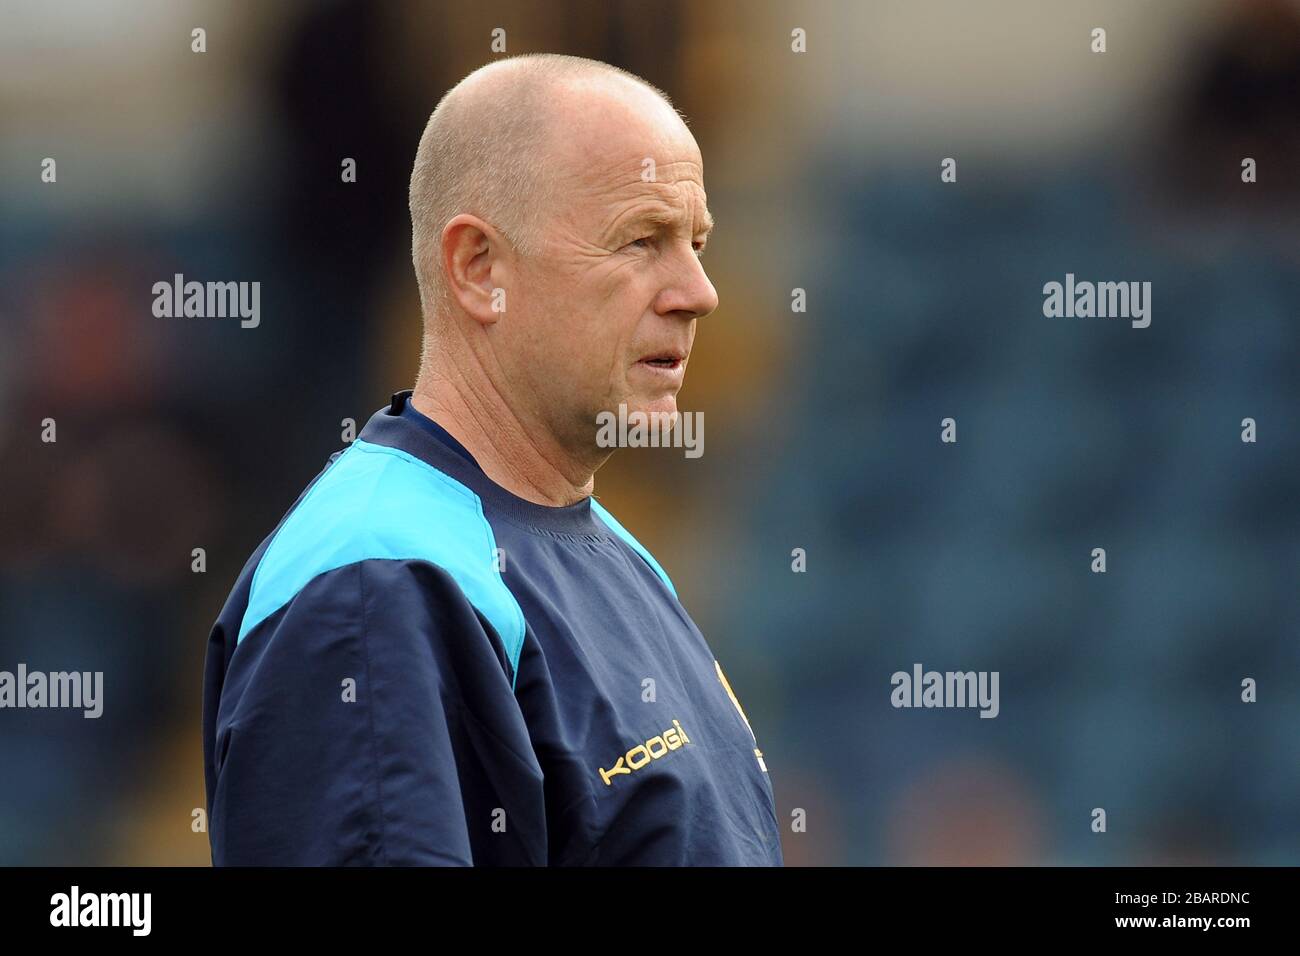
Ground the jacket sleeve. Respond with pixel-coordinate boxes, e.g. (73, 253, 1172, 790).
(205, 558, 546, 866)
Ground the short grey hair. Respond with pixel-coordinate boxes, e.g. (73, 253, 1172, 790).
(408, 54, 675, 319)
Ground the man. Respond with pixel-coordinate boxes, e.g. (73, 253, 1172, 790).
(202, 53, 782, 866)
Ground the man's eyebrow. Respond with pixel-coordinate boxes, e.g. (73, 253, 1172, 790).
(608, 204, 715, 245)
(632, 206, 715, 236)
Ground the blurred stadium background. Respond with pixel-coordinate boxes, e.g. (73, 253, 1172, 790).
(1, 0, 1298, 865)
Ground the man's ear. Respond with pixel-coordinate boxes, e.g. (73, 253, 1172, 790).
(441, 214, 510, 326)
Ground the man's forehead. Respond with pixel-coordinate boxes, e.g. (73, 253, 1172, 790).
(562, 122, 703, 182)
(615, 179, 712, 224)
(537, 78, 711, 230)
(572, 171, 711, 238)
(568, 133, 709, 215)
(548, 81, 700, 169)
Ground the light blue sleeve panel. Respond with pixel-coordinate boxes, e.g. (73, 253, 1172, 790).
(237, 439, 527, 677)
(590, 498, 678, 598)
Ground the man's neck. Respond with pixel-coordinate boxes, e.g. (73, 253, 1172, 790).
(410, 376, 600, 508)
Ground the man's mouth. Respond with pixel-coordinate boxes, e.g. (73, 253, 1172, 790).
(638, 350, 686, 370)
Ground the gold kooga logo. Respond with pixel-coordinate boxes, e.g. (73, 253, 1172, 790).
(599, 719, 691, 786)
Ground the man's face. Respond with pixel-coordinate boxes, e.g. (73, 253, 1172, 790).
(501, 81, 718, 450)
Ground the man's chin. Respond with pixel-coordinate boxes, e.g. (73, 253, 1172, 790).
(592, 394, 682, 455)
(623, 393, 679, 422)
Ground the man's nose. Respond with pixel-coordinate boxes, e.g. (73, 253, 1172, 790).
(657, 244, 719, 320)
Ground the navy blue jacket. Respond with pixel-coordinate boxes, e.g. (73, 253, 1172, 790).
(202, 390, 783, 865)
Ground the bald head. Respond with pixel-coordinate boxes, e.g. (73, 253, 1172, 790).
(408, 54, 678, 318)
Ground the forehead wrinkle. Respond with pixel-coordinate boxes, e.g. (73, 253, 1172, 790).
(551, 110, 710, 242)
(603, 157, 705, 188)
(601, 178, 712, 233)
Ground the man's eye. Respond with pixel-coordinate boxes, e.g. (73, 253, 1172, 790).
(626, 236, 652, 250)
